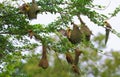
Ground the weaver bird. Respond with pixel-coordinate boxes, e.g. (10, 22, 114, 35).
(104, 21, 112, 45)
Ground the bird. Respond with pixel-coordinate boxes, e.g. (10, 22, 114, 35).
(19, 3, 30, 14)
(28, 30, 34, 39)
(104, 21, 112, 45)
(39, 45, 49, 69)
(65, 52, 74, 64)
(58, 22, 92, 44)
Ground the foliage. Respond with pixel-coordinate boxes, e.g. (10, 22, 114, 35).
(0, 0, 120, 77)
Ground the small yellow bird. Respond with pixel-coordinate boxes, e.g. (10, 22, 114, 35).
(104, 21, 112, 45)
(25, 4, 30, 11)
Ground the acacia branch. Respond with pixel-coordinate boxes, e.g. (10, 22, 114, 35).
(77, 15, 85, 25)
(0, 32, 20, 35)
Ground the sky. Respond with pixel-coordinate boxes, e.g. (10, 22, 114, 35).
(0, 0, 120, 51)
(89, 0, 120, 51)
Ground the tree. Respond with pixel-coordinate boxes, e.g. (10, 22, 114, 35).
(0, 0, 120, 77)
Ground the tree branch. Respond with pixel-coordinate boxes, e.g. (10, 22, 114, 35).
(77, 15, 85, 25)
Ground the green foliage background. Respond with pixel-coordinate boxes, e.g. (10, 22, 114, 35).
(0, 0, 120, 77)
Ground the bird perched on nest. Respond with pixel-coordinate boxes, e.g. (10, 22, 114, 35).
(58, 17, 92, 44)
(66, 22, 92, 44)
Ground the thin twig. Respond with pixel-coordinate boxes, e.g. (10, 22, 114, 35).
(91, 0, 111, 10)
(21, 0, 26, 4)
